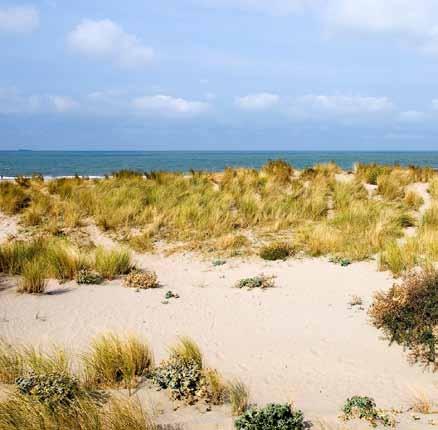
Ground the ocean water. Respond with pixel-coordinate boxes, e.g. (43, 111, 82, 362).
(1, 151, 438, 177)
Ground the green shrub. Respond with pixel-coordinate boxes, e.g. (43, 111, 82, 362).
(259, 242, 293, 261)
(16, 372, 81, 409)
(234, 403, 304, 430)
(76, 268, 103, 285)
(235, 274, 275, 289)
(94, 248, 132, 280)
(369, 269, 438, 370)
(341, 396, 394, 427)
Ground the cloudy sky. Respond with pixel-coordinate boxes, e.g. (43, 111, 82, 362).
(1, 0, 438, 150)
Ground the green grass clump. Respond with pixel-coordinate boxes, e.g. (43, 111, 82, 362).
(45, 243, 80, 281)
(259, 242, 294, 261)
(94, 248, 133, 280)
(18, 260, 47, 294)
(369, 269, 438, 370)
(235, 403, 304, 430)
(83, 334, 153, 390)
(378, 240, 420, 277)
(341, 396, 394, 427)
(0, 238, 46, 275)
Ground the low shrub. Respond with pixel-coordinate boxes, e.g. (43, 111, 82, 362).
(152, 337, 225, 405)
(83, 334, 153, 390)
(369, 269, 438, 369)
(341, 396, 394, 427)
(259, 242, 294, 261)
(94, 248, 133, 280)
(124, 270, 159, 289)
(16, 372, 81, 409)
(76, 268, 103, 285)
(235, 274, 275, 289)
(18, 260, 47, 294)
(234, 403, 305, 430)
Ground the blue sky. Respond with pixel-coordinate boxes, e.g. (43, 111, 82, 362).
(1, 0, 438, 150)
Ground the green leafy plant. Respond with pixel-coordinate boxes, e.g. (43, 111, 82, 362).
(235, 274, 275, 289)
(329, 256, 352, 267)
(15, 372, 81, 409)
(234, 403, 304, 430)
(341, 396, 394, 427)
(76, 268, 103, 285)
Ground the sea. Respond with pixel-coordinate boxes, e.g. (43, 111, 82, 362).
(1, 151, 438, 177)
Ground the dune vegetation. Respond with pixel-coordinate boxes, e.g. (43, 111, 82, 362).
(1, 161, 438, 277)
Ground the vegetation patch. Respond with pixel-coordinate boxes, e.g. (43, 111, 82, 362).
(234, 403, 305, 430)
(341, 396, 394, 427)
(259, 242, 294, 261)
(123, 270, 159, 289)
(369, 269, 438, 370)
(235, 274, 275, 289)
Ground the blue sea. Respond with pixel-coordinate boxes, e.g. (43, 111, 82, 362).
(1, 151, 438, 177)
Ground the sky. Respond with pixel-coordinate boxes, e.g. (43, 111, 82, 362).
(1, 0, 438, 150)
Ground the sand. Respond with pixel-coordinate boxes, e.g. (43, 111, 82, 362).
(1, 247, 438, 428)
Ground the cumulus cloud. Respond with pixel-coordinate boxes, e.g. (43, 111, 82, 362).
(296, 94, 394, 114)
(132, 95, 210, 116)
(0, 5, 39, 33)
(235, 93, 280, 111)
(68, 19, 154, 68)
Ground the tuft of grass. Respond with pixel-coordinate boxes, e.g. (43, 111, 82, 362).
(228, 379, 250, 416)
(83, 333, 153, 390)
(0, 341, 69, 384)
(0, 392, 156, 430)
(422, 204, 438, 228)
(0, 181, 30, 214)
(0, 238, 46, 275)
(201, 368, 229, 405)
(259, 242, 294, 261)
(168, 336, 203, 368)
(404, 191, 424, 210)
(94, 248, 133, 280)
(409, 389, 434, 414)
(378, 240, 419, 277)
(18, 260, 47, 294)
(46, 242, 80, 281)
(128, 232, 154, 252)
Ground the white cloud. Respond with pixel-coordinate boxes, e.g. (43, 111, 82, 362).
(296, 94, 394, 114)
(0, 5, 39, 33)
(50, 96, 79, 112)
(398, 110, 426, 122)
(132, 95, 210, 116)
(68, 19, 154, 68)
(235, 93, 280, 111)
(324, 1, 438, 54)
